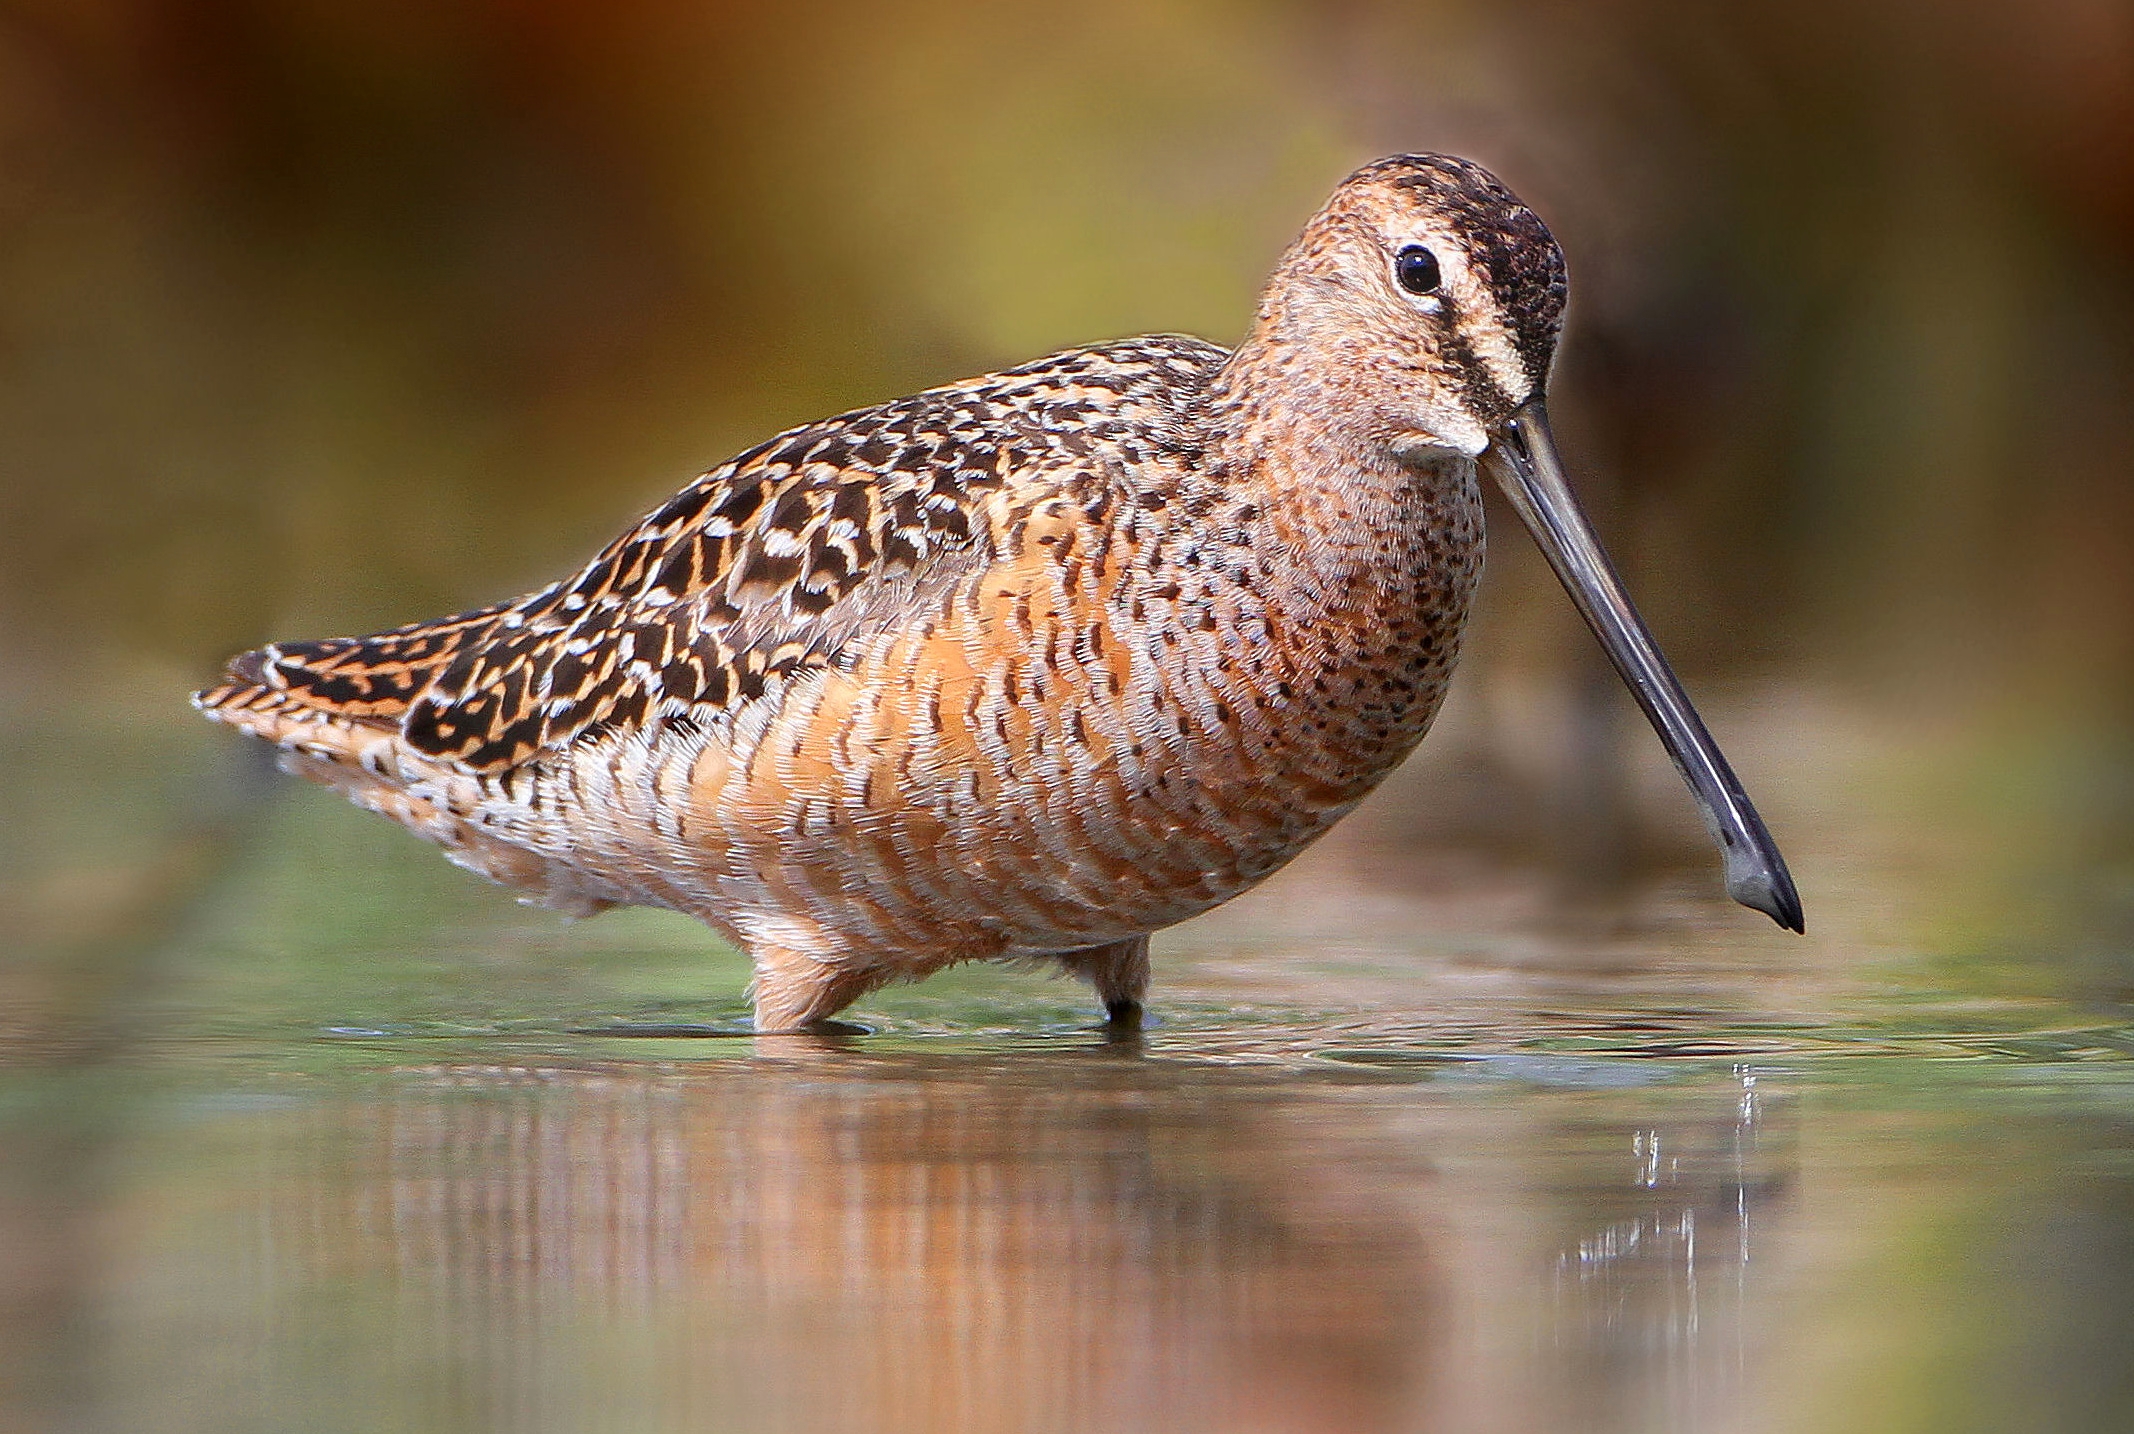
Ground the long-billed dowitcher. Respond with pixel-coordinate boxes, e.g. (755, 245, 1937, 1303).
(197, 154, 1802, 1031)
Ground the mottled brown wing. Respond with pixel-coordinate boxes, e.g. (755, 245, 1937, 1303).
(354, 337, 1226, 773)
(396, 422, 1009, 768)
(197, 338, 1222, 771)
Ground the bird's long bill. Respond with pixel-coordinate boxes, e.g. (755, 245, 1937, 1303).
(1482, 399, 1805, 932)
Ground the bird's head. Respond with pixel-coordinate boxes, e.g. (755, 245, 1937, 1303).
(1253, 152, 1568, 459)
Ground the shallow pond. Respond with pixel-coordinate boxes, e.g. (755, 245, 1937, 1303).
(8, 973, 2134, 1433)
(6, 715, 2134, 1434)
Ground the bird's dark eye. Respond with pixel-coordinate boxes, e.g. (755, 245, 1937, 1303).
(1395, 245, 1441, 296)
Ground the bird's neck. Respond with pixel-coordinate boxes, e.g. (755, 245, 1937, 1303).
(1195, 320, 1467, 571)
(1166, 322, 1485, 807)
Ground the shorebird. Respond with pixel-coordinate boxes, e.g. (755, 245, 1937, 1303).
(197, 154, 1802, 1032)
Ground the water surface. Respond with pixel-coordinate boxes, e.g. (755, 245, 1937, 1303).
(8, 967, 2133, 1434)
(7, 717, 2133, 1434)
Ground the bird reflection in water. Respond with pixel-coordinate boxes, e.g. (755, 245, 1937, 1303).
(233, 1049, 1430, 1433)
(201, 1050, 1794, 1434)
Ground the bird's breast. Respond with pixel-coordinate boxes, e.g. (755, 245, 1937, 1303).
(1153, 450, 1486, 828)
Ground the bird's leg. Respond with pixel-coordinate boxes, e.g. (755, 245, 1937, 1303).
(1055, 936, 1151, 1027)
(747, 944, 884, 1033)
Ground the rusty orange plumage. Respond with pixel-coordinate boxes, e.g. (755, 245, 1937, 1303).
(197, 154, 1800, 1031)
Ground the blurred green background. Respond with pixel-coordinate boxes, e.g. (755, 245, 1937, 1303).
(4, 0, 2134, 1024)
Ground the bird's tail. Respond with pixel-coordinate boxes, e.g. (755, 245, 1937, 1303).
(193, 603, 516, 741)
(192, 604, 617, 918)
